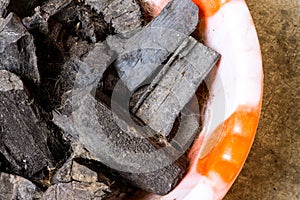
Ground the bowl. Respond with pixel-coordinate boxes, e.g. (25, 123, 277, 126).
(133, 0, 263, 199)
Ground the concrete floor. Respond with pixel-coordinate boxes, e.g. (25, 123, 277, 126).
(224, 0, 299, 199)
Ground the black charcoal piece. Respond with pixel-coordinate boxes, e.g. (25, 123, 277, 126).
(51, 2, 108, 43)
(54, 93, 187, 195)
(84, 0, 142, 34)
(6, 0, 40, 18)
(0, 172, 41, 199)
(54, 42, 114, 113)
(0, 13, 40, 83)
(0, 70, 54, 177)
(52, 56, 189, 194)
(133, 37, 220, 136)
(107, 0, 199, 91)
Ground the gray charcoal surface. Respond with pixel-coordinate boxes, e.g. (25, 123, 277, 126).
(107, 0, 199, 91)
(0, 13, 40, 83)
(52, 58, 188, 194)
(54, 92, 187, 195)
(41, 0, 72, 17)
(43, 182, 110, 200)
(134, 37, 220, 136)
(0, 172, 41, 200)
(54, 42, 114, 114)
(0, 0, 9, 17)
(0, 0, 215, 197)
(44, 160, 111, 200)
(84, 0, 142, 34)
(51, 147, 136, 199)
(0, 70, 67, 179)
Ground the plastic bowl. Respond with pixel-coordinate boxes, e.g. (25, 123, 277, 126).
(133, 0, 263, 199)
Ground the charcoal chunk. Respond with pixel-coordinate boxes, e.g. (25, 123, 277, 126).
(71, 161, 98, 183)
(41, 0, 72, 17)
(0, 13, 40, 83)
(51, 53, 189, 194)
(54, 92, 187, 195)
(6, 0, 40, 18)
(107, 0, 199, 91)
(0, 172, 41, 200)
(50, 148, 136, 199)
(0, 0, 9, 17)
(43, 182, 110, 200)
(54, 42, 114, 113)
(22, 0, 72, 33)
(51, 2, 108, 43)
(84, 0, 142, 34)
(133, 37, 220, 136)
(0, 70, 63, 178)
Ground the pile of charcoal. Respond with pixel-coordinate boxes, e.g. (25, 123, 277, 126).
(0, 0, 220, 199)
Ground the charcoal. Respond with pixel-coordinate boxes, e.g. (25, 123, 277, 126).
(84, 0, 142, 34)
(0, 70, 67, 179)
(0, 0, 217, 197)
(51, 148, 136, 199)
(51, 53, 188, 194)
(6, 0, 41, 18)
(54, 42, 114, 113)
(0, 13, 40, 83)
(133, 37, 220, 136)
(41, 0, 72, 17)
(0, 0, 9, 17)
(71, 161, 98, 183)
(22, 0, 72, 33)
(107, 0, 199, 91)
(43, 182, 110, 200)
(22, 7, 49, 33)
(52, 2, 108, 43)
(0, 172, 41, 199)
(54, 91, 187, 195)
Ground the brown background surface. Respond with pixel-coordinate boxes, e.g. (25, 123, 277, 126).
(224, 0, 299, 199)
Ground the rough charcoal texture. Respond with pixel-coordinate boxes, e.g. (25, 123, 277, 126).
(134, 37, 220, 136)
(84, 0, 142, 34)
(0, 70, 67, 179)
(43, 160, 112, 200)
(0, 13, 40, 83)
(0, 0, 217, 197)
(43, 182, 110, 200)
(54, 42, 114, 114)
(22, 0, 72, 34)
(52, 59, 188, 194)
(6, 0, 41, 18)
(0, 0, 9, 17)
(0, 172, 41, 199)
(107, 0, 199, 91)
(54, 92, 187, 195)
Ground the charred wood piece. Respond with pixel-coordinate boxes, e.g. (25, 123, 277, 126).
(0, 70, 56, 178)
(107, 0, 199, 91)
(133, 37, 220, 136)
(84, 0, 142, 34)
(0, 13, 40, 83)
